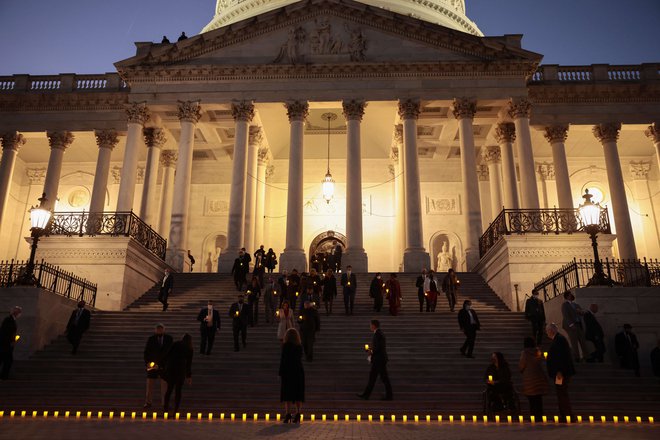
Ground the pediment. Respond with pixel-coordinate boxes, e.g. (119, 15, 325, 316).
(116, 0, 541, 75)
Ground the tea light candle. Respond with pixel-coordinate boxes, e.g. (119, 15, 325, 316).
(364, 344, 370, 351)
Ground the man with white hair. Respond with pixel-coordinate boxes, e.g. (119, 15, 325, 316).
(546, 323, 575, 420)
(0, 306, 22, 380)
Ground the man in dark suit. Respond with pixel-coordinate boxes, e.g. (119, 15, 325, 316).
(615, 324, 640, 377)
(415, 269, 427, 313)
(197, 300, 221, 355)
(546, 323, 576, 420)
(158, 268, 173, 311)
(525, 290, 546, 345)
(66, 300, 91, 354)
(143, 323, 173, 408)
(187, 250, 195, 272)
(340, 265, 357, 315)
(231, 251, 248, 291)
(561, 292, 587, 362)
(0, 306, 21, 380)
(583, 303, 605, 363)
(229, 294, 249, 352)
(357, 319, 393, 400)
(299, 301, 321, 361)
(458, 299, 480, 358)
(330, 240, 343, 272)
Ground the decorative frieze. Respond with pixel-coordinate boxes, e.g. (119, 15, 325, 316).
(26, 168, 47, 184)
(94, 129, 119, 150)
(125, 102, 150, 125)
(342, 100, 367, 121)
(507, 98, 532, 119)
(426, 195, 461, 215)
(451, 98, 477, 120)
(177, 101, 202, 123)
(285, 101, 309, 122)
(482, 145, 501, 164)
(397, 99, 420, 120)
(593, 122, 621, 144)
(0, 131, 26, 151)
(543, 125, 569, 144)
(629, 161, 651, 180)
(494, 123, 516, 144)
(46, 131, 74, 151)
(536, 162, 555, 180)
(204, 198, 229, 216)
(112, 166, 145, 184)
(142, 127, 166, 148)
(644, 123, 659, 143)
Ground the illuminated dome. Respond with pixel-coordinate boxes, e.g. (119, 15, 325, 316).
(203, 0, 482, 36)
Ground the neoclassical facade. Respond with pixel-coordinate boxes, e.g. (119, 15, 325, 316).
(0, 0, 659, 306)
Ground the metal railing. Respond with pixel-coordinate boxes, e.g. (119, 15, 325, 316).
(479, 207, 611, 257)
(533, 257, 660, 301)
(0, 259, 97, 307)
(46, 211, 167, 261)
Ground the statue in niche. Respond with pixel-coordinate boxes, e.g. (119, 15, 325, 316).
(436, 241, 453, 272)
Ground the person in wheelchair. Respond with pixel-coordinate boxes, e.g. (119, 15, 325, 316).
(484, 352, 517, 413)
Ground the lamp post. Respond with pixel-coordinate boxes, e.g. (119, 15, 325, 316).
(18, 193, 52, 286)
(578, 189, 613, 286)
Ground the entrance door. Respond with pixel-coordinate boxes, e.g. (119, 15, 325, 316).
(308, 231, 347, 272)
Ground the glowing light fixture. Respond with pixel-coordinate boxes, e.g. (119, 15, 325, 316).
(321, 112, 337, 204)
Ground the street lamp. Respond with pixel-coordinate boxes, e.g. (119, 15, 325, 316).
(18, 193, 52, 286)
(578, 189, 613, 286)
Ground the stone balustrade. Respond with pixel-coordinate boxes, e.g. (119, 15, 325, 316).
(0, 73, 128, 93)
(530, 63, 659, 83)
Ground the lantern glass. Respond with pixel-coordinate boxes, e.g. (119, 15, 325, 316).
(322, 173, 335, 203)
(30, 207, 51, 230)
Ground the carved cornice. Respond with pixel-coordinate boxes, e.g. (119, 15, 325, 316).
(397, 99, 420, 120)
(494, 123, 516, 144)
(593, 123, 621, 144)
(507, 98, 532, 119)
(0, 92, 129, 112)
(26, 168, 47, 184)
(543, 125, 569, 144)
(125, 102, 150, 125)
(482, 145, 501, 164)
(160, 150, 178, 168)
(451, 98, 477, 120)
(94, 130, 119, 150)
(285, 101, 309, 122)
(248, 125, 263, 147)
(342, 100, 366, 121)
(629, 161, 651, 180)
(536, 162, 555, 180)
(143, 127, 167, 148)
(477, 164, 489, 181)
(645, 123, 660, 143)
(177, 101, 202, 123)
(528, 83, 660, 105)
(0, 131, 26, 152)
(47, 131, 74, 151)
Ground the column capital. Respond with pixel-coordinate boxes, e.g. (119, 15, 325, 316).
(143, 127, 167, 148)
(0, 131, 26, 152)
(46, 131, 74, 151)
(536, 162, 555, 180)
(177, 101, 202, 123)
(94, 129, 119, 150)
(125, 102, 151, 125)
(451, 98, 477, 120)
(390, 146, 399, 164)
(593, 122, 621, 144)
(477, 164, 489, 181)
(26, 167, 46, 184)
(494, 122, 516, 143)
(284, 101, 308, 122)
(248, 125, 264, 147)
(160, 150, 178, 168)
(392, 124, 403, 147)
(265, 164, 275, 181)
(644, 123, 660, 143)
(543, 125, 569, 144)
(629, 161, 651, 180)
(257, 147, 270, 166)
(507, 98, 532, 119)
(397, 99, 421, 120)
(342, 99, 367, 121)
(482, 145, 501, 164)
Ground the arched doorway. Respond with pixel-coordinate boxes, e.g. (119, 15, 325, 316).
(201, 232, 228, 273)
(308, 230, 347, 272)
(430, 231, 464, 272)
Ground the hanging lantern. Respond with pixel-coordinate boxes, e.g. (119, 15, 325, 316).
(320, 112, 337, 204)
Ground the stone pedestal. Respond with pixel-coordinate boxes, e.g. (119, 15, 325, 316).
(278, 250, 307, 273)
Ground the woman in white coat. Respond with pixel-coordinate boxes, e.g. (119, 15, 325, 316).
(277, 300, 296, 344)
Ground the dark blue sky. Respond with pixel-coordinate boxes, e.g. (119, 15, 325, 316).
(0, 0, 658, 75)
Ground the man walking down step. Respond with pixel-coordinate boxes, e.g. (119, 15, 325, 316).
(525, 290, 546, 346)
(546, 323, 575, 420)
(357, 319, 393, 401)
(143, 323, 173, 409)
(299, 301, 321, 362)
(458, 300, 480, 358)
(0, 306, 21, 380)
(197, 300, 221, 355)
(415, 269, 427, 313)
(229, 294, 249, 352)
(159, 268, 173, 311)
(340, 265, 357, 315)
(66, 300, 91, 355)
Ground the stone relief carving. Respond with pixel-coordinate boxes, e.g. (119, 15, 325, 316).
(426, 196, 460, 215)
(477, 164, 489, 181)
(629, 161, 651, 180)
(645, 123, 659, 143)
(111, 166, 145, 184)
(26, 168, 47, 184)
(47, 131, 74, 150)
(537, 162, 555, 180)
(265, 165, 275, 181)
(274, 26, 307, 65)
(204, 198, 230, 216)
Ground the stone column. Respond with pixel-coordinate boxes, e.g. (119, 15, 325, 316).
(0, 132, 26, 236)
(482, 145, 504, 219)
(244, 125, 262, 254)
(140, 127, 166, 226)
(494, 123, 519, 210)
(508, 99, 540, 209)
(218, 101, 255, 273)
(392, 125, 405, 270)
(157, 150, 177, 238)
(89, 130, 119, 214)
(279, 101, 309, 272)
(398, 99, 430, 272)
(544, 125, 574, 209)
(43, 131, 74, 211)
(536, 162, 554, 209)
(254, 148, 269, 250)
(116, 103, 150, 212)
(452, 98, 483, 269)
(645, 123, 660, 173)
(629, 161, 660, 256)
(342, 99, 369, 271)
(593, 123, 637, 260)
(166, 101, 202, 271)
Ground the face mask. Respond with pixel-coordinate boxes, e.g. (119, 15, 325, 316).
(377, 276, 381, 280)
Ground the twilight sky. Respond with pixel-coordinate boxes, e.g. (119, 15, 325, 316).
(0, 0, 658, 75)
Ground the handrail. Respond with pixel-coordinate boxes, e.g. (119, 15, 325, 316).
(46, 211, 167, 261)
(479, 207, 611, 258)
(0, 259, 97, 307)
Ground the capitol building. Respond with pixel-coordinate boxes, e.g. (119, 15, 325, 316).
(0, 0, 658, 310)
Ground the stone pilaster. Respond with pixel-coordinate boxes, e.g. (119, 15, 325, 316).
(140, 127, 166, 226)
(244, 125, 263, 254)
(89, 130, 119, 214)
(483, 145, 504, 218)
(158, 150, 177, 237)
(254, 147, 269, 250)
(392, 124, 405, 270)
(43, 131, 74, 211)
(543, 125, 574, 209)
(644, 123, 660, 175)
(116, 103, 150, 212)
(0, 132, 26, 236)
(494, 122, 519, 209)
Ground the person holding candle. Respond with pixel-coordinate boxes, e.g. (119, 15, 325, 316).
(163, 333, 193, 413)
(308, 268, 322, 304)
(519, 337, 548, 419)
(197, 300, 220, 355)
(66, 300, 91, 355)
(263, 276, 278, 324)
(229, 294, 249, 351)
(277, 270, 288, 308)
(277, 301, 296, 344)
(143, 323, 173, 408)
(231, 250, 247, 291)
(246, 276, 261, 327)
(0, 306, 22, 380)
(385, 273, 402, 316)
(279, 328, 305, 423)
(423, 270, 439, 312)
(525, 290, 546, 346)
(458, 300, 480, 358)
(340, 265, 357, 315)
(369, 273, 384, 313)
(546, 323, 575, 420)
(484, 352, 515, 413)
(253, 245, 266, 287)
(415, 269, 427, 313)
(264, 247, 277, 274)
(357, 319, 393, 401)
(299, 285, 315, 312)
(299, 301, 321, 362)
(442, 269, 459, 312)
(287, 269, 301, 311)
(321, 269, 337, 316)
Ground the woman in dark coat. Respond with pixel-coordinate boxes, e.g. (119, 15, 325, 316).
(265, 248, 277, 273)
(320, 269, 337, 316)
(369, 273, 385, 312)
(163, 334, 193, 412)
(280, 328, 305, 423)
(519, 337, 548, 418)
(484, 351, 515, 413)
